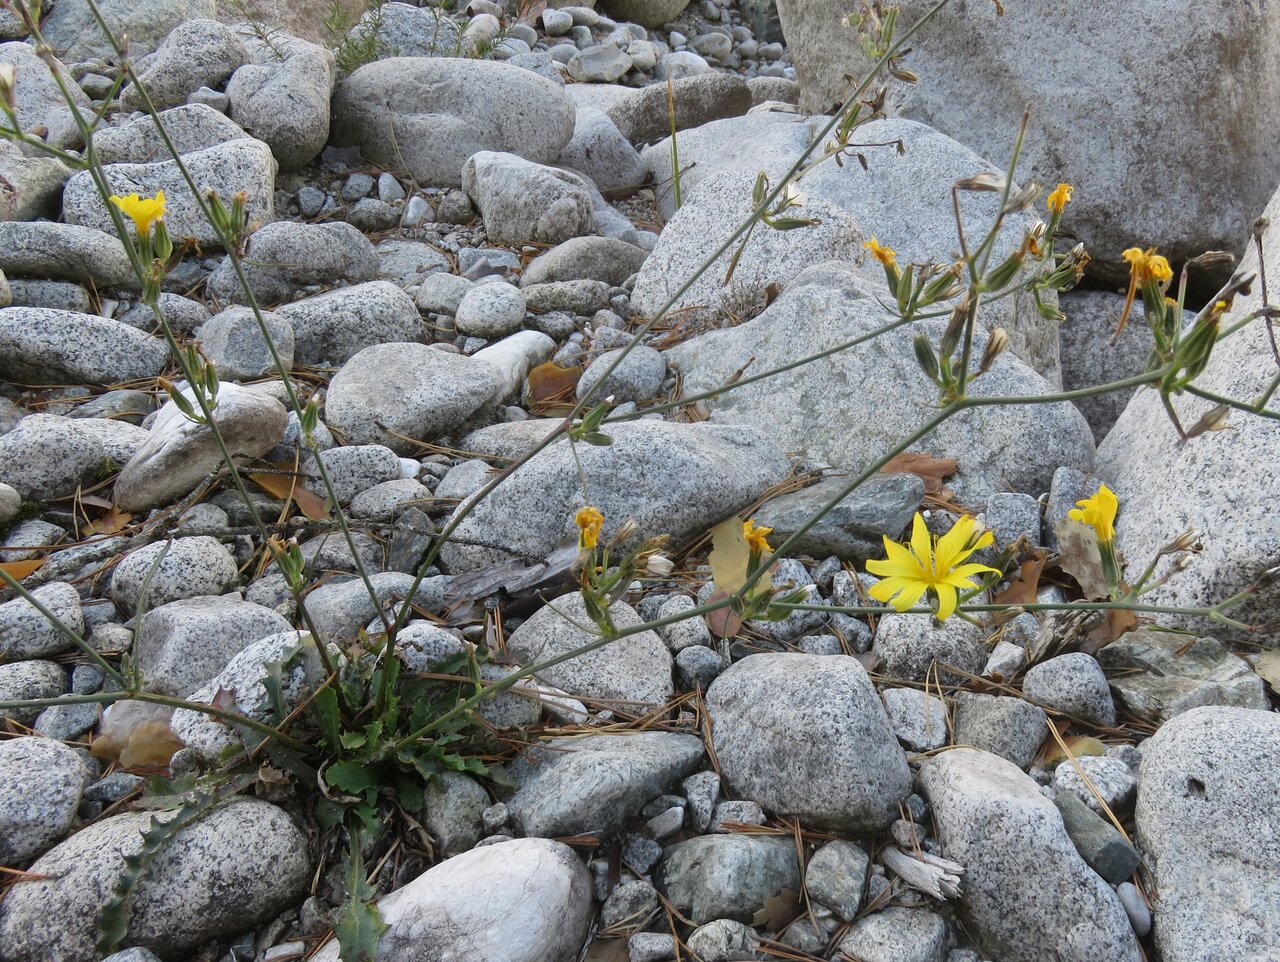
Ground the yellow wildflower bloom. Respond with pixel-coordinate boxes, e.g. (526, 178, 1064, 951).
(575, 505, 604, 550)
(866, 513, 997, 621)
(743, 518, 772, 554)
(864, 236, 897, 267)
(1122, 246, 1173, 285)
(1068, 483, 1118, 545)
(1046, 182, 1074, 214)
(109, 190, 166, 238)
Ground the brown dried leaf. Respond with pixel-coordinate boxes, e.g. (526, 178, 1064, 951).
(249, 467, 330, 522)
(1253, 651, 1280, 690)
(1040, 734, 1106, 767)
(584, 939, 630, 962)
(527, 360, 582, 404)
(752, 887, 803, 931)
(84, 505, 133, 536)
(0, 559, 45, 581)
(881, 452, 958, 494)
(1054, 519, 1109, 601)
(705, 588, 742, 640)
(992, 550, 1046, 606)
(1082, 608, 1138, 655)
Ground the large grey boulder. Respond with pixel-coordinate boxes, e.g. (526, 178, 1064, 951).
(777, 0, 1280, 279)
(62, 139, 276, 248)
(921, 748, 1140, 962)
(667, 262, 1093, 501)
(333, 58, 576, 186)
(1135, 707, 1280, 962)
(207, 220, 378, 306)
(598, 0, 692, 30)
(121, 18, 247, 111)
(631, 168, 864, 325)
(1098, 628, 1267, 723)
(194, 306, 294, 381)
(521, 236, 648, 288)
(507, 732, 703, 838)
(0, 308, 169, 385)
(0, 798, 310, 962)
(310, 838, 592, 962)
(113, 383, 287, 512)
(1096, 186, 1280, 639)
(110, 536, 239, 615)
(0, 223, 135, 289)
(0, 141, 70, 222)
(0, 41, 91, 145)
(557, 109, 645, 193)
(506, 593, 674, 707)
(643, 113, 1059, 380)
(92, 105, 250, 165)
(0, 582, 83, 660)
(0, 413, 149, 502)
(134, 594, 292, 697)
(41, 0, 216, 61)
(707, 653, 912, 832)
(273, 281, 422, 366)
(1059, 289, 1157, 444)
(607, 72, 751, 144)
(324, 342, 504, 454)
(462, 151, 595, 246)
(657, 834, 801, 925)
(0, 737, 90, 866)
(344, 2, 456, 58)
(438, 420, 789, 571)
(226, 34, 334, 170)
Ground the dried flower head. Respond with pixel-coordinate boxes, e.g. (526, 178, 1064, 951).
(1122, 246, 1173, 285)
(743, 518, 772, 554)
(1046, 183, 1074, 214)
(864, 236, 897, 267)
(575, 505, 604, 550)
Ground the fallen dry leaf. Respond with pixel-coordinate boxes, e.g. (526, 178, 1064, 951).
(1082, 608, 1139, 655)
(705, 588, 742, 640)
(250, 466, 330, 521)
(1054, 518, 1110, 601)
(881, 453, 958, 494)
(1252, 651, 1280, 690)
(752, 887, 803, 931)
(0, 559, 45, 581)
(527, 359, 581, 404)
(1040, 734, 1106, 767)
(992, 550, 1047, 606)
(84, 505, 133, 536)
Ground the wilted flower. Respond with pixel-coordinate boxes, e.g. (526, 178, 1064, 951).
(1122, 246, 1173, 285)
(866, 514, 997, 621)
(1046, 182, 1074, 214)
(864, 236, 897, 267)
(575, 506, 603, 550)
(743, 518, 772, 554)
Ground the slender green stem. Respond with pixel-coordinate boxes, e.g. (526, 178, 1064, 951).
(0, 689, 312, 752)
(0, 569, 125, 687)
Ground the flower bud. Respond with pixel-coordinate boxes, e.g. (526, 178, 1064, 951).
(913, 334, 941, 383)
(978, 328, 1009, 373)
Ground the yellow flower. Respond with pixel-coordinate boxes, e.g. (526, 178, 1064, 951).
(1046, 182, 1074, 214)
(1122, 246, 1173, 285)
(575, 505, 603, 550)
(866, 513, 997, 621)
(110, 190, 166, 238)
(864, 236, 897, 267)
(743, 518, 772, 554)
(1068, 483, 1118, 545)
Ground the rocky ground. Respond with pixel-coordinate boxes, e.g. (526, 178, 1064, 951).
(0, 1, 1278, 962)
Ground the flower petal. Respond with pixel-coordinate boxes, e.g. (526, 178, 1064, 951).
(934, 584, 959, 621)
(908, 514, 933, 570)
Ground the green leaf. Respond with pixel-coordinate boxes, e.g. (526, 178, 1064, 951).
(581, 431, 613, 446)
(396, 773, 424, 812)
(333, 828, 389, 962)
(312, 687, 342, 754)
(326, 760, 380, 797)
(315, 797, 347, 831)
